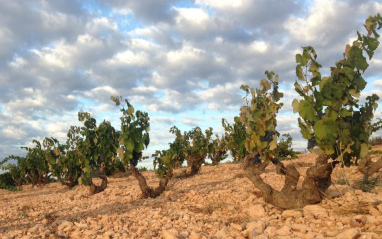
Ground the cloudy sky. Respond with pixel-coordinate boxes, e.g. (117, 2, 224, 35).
(1, 0, 382, 168)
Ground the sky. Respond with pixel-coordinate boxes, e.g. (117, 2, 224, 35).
(1, 0, 382, 169)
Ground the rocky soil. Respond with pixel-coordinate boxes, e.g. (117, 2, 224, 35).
(1, 150, 382, 239)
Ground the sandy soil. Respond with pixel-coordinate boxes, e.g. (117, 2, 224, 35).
(1, 150, 382, 239)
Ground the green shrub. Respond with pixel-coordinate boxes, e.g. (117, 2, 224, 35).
(138, 166, 148, 172)
(359, 174, 381, 192)
(274, 134, 297, 160)
(0, 172, 22, 191)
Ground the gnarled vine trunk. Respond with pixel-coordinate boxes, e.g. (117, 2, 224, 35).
(210, 150, 226, 165)
(60, 174, 79, 188)
(173, 160, 182, 169)
(188, 156, 205, 176)
(358, 155, 382, 177)
(131, 164, 173, 198)
(89, 163, 108, 194)
(243, 153, 337, 209)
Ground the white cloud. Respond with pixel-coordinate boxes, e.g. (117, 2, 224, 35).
(132, 86, 158, 94)
(2, 126, 27, 140)
(374, 80, 382, 88)
(175, 7, 210, 26)
(196, 0, 246, 10)
(166, 44, 205, 65)
(250, 41, 268, 53)
(131, 38, 158, 50)
(284, 0, 348, 44)
(86, 17, 118, 32)
(111, 50, 149, 66)
(5, 89, 46, 111)
(8, 55, 26, 68)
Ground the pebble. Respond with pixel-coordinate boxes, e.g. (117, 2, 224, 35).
(246, 220, 268, 234)
(335, 228, 360, 239)
(248, 204, 266, 219)
(369, 207, 381, 217)
(276, 226, 291, 236)
(162, 228, 179, 239)
(303, 205, 328, 218)
(282, 209, 302, 218)
(290, 223, 310, 233)
(215, 227, 228, 238)
(189, 231, 200, 239)
(57, 221, 73, 232)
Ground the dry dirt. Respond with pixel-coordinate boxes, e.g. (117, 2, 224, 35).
(1, 150, 382, 239)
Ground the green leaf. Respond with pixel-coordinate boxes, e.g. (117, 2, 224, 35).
(126, 140, 135, 152)
(299, 100, 318, 122)
(268, 135, 277, 150)
(340, 109, 352, 117)
(319, 77, 331, 92)
(127, 105, 135, 115)
(134, 143, 144, 153)
(348, 89, 360, 98)
(353, 75, 367, 91)
(342, 67, 355, 80)
(296, 54, 308, 65)
(309, 60, 320, 72)
(292, 99, 300, 113)
(311, 147, 324, 155)
(296, 65, 304, 81)
(240, 85, 249, 93)
(365, 36, 379, 51)
(298, 118, 312, 140)
(313, 119, 340, 142)
(348, 46, 369, 71)
(360, 143, 368, 158)
(260, 79, 271, 91)
(302, 49, 312, 62)
(294, 82, 305, 96)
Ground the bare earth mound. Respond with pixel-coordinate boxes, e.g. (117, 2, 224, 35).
(1, 151, 382, 239)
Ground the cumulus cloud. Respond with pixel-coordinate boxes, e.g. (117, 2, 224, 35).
(0, 0, 382, 162)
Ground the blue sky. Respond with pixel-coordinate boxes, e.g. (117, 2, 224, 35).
(1, 0, 382, 169)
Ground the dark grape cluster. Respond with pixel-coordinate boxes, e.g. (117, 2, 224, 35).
(252, 153, 261, 165)
(307, 136, 316, 149)
(84, 118, 96, 128)
(272, 85, 279, 99)
(131, 151, 141, 166)
(260, 130, 275, 143)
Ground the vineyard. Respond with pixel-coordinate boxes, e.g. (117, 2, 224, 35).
(1, 14, 382, 238)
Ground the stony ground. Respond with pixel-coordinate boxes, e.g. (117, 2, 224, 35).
(1, 150, 382, 239)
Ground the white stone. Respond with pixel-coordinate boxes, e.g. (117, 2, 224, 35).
(189, 231, 200, 239)
(214, 227, 228, 238)
(377, 204, 382, 214)
(335, 228, 360, 239)
(246, 220, 268, 234)
(303, 205, 328, 218)
(369, 207, 381, 217)
(291, 223, 310, 233)
(179, 231, 189, 238)
(162, 228, 179, 239)
(282, 210, 302, 218)
(230, 223, 242, 231)
(248, 205, 266, 220)
(57, 221, 73, 232)
(329, 190, 341, 198)
(74, 222, 87, 229)
(276, 226, 291, 236)
(248, 231, 259, 239)
(326, 231, 339, 237)
(263, 226, 276, 237)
